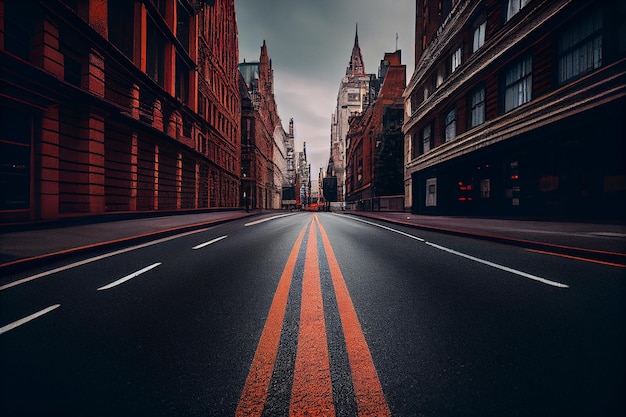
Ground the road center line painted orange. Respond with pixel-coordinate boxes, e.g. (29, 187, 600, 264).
(290, 220, 336, 416)
(237, 214, 391, 415)
(235, 224, 307, 417)
(315, 214, 391, 417)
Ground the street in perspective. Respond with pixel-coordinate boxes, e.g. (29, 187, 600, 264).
(1, 0, 625, 416)
(1, 211, 625, 416)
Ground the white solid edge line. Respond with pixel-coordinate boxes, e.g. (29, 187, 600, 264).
(244, 213, 296, 227)
(347, 214, 568, 289)
(97, 262, 162, 291)
(0, 304, 61, 335)
(192, 235, 228, 250)
(424, 241, 569, 288)
(0, 228, 209, 292)
(348, 216, 425, 241)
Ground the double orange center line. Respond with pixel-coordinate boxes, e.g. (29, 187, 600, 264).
(236, 214, 390, 416)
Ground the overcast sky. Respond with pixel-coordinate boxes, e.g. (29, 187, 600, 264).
(235, 0, 416, 177)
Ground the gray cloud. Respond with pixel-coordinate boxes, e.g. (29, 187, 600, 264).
(236, 0, 415, 172)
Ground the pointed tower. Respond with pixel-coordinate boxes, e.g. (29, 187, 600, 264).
(346, 24, 365, 76)
(259, 40, 274, 95)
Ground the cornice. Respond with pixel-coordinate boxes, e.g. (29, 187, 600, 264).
(405, 60, 626, 174)
(404, 0, 572, 132)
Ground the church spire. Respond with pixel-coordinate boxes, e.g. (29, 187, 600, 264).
(346, 23, 365, 76)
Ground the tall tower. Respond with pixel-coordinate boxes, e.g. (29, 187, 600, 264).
(328, 24, 377, 204)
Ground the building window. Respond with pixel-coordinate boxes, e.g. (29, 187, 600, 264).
(177, 1, 190, 53)
(473, 21, 486, 53)
(450, 47, 462, 73)
(348, 93, 359, 102)
(108, 0, 135, 58)
(176, 56, 189, 104)
(146, 19, 166, 88)
(445, 109, 456, 142)
(558, 10, 603, 85)
(422, 125, 432, 154)
(506, 0, 530, 22)
(470, 87, 485, 128)
(504, 55, 532, 113)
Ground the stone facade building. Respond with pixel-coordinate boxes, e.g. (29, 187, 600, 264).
(328, 26, 378, 203)
(404, 0, 625, 219)
(345, 50, 406, 211)
(0, 0, 241, 223)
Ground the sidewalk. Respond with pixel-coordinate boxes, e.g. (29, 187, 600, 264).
(345, 211, 626, 265)
(0, 210, 256, 271)
(1, 210, 625, 272)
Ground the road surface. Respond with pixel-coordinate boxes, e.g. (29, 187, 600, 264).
(1, 212, 624, 416)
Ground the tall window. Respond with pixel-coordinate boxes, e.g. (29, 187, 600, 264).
(473, 21, 486, 53)
(146, 19, 165, 88)
(470, 87, 485, 128)
(450, 47, 462, 73)
(176, 1, 190, 53)
(558, 10, 603, 84)
(175, 56, 189, 105)
(504, 55, 532, 113)
(445, 109, 456, 141)
(506, 0, 530, 22)
(422, 125, 432, 154)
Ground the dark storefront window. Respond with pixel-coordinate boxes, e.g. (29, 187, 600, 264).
(4, 1, 40, 62)
(0, 107, 32, 210)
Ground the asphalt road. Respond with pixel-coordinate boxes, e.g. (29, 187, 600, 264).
(1, 212, 624, 416)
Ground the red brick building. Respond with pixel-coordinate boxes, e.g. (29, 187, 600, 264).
(0, 0, 240, 222)
(345, 50, 406, 211)
(404, 0, 626, 219)
(239, 41, 285, 210)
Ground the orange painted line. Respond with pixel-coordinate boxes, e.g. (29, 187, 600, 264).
(527, 248, 626, 268)
(315, 215, 391, 417)
(235, 223, 308, 417)
(290, 220, 336, 416)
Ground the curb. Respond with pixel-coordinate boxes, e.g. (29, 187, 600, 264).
(0, 212, 256, 274)
(345, 212, 626, 267)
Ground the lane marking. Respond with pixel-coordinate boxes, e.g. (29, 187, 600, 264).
(192, 235, 228, 250)
(0, 228, 209, 292)
(315, 215, 392, 417)
(290, 220, 336, 416)
(244, 213, 297, 227)
(346, 215, 568, 289)
(527, 248, 626, 268)
(236, 223, 308, 417)
(347, 216, 425, 241)
(0, 304, 61, 335)
(425, 242, 569, 288)
(97, 263, 162, 291)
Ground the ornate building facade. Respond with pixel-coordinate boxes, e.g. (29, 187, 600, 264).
(404, 0, 625, 219)
(328, 26, 378, 203)
(0, 0, 240, 223)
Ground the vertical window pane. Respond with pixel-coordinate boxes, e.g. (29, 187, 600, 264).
(470, 88, 485, 127)
(422, 125, 431, 153)
(445, 109, 456, 141)
(558, 9, 603, 84)
(473, 21, 486, 53)
(504, 56, 532, 112)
